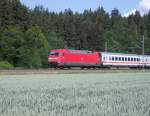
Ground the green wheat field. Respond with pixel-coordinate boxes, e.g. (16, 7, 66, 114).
(0, 73, 150, 116)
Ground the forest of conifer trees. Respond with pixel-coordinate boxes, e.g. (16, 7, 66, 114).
(0, 0, 150, 68)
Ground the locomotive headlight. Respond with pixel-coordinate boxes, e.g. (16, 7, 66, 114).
(49, 57, 57, 60)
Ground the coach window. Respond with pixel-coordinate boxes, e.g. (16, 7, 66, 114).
(128, 58, 130, 61)
(125, 57, 127, 61)
(131, 58, 133, 61)
(112, 57, 114, 61)
(119, 57, 121, 61)
(122, 57, 124, 61)
(137, 58, 139, 62)
(139, 58, 141, 62)
(109, 57, 111, 61)
(104, 57, 105, 61)
(134, 58, 136, 61)
(115, 57, 117, 61)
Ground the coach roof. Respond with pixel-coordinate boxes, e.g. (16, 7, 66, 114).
(100, 52, 150, 57)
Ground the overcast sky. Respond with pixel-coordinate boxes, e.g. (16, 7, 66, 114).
(20, 0, 150, 16)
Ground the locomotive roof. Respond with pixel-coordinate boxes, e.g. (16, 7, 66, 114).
(68, 49, 93, 53)
(51, 49, 94, 53)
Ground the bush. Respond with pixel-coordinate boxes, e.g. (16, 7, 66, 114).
(0, 61, 14, 69)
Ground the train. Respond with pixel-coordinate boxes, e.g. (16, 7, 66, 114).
(48, 49, 150, 69)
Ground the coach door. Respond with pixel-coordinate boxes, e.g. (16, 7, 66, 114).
(98, 53, 102, 66)
(142, 56, 146, 68)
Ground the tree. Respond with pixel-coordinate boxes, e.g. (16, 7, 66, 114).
(111, 8, 121, 27)
(24, 26, 49, 68)
(0, 25, 25, 66)
(134, 11, 141, 36)
(144, 11, 150, 54)
(47, 31, 64, 49)
(0, 0, 29, 30)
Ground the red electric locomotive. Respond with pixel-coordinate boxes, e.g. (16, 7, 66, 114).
(48, 49, 101, 68)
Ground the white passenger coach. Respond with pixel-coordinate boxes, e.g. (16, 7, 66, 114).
(101, 52, 150, 68)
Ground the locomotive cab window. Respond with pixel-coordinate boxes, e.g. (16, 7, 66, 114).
(50, 52, 59, 56)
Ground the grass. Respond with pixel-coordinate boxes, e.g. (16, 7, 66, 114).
(0, 73, 150, 116)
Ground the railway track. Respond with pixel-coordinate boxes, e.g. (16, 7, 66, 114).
(0, 68, 149, 75)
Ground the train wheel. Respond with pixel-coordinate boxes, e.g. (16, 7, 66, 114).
(81, 67, 85, 70)
(59, 66, 64, 69)
(87, 67, 91, 69)
(67, 67, 71, 69)
(92, 67, 96, 69)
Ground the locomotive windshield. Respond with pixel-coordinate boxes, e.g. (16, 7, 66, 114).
(50, 52, 59, 56)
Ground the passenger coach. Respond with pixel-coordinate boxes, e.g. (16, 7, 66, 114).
(101, 52, 150, 68)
